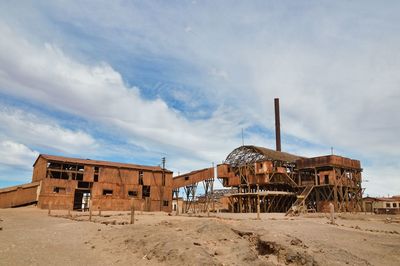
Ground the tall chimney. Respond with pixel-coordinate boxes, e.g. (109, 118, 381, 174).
(274, 98, 281, 152)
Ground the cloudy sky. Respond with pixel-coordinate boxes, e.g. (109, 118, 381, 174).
(0, 1, 399, 196)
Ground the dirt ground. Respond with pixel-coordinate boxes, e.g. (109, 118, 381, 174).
(1, 206, 399, 265)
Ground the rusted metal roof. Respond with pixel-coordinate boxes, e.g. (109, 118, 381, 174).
(0, 182, 40, 193)
(34, 154, 172, 173)
(225, 145, 303, 167)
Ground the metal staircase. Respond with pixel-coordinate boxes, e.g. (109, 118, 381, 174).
(285, 185, 314, 216)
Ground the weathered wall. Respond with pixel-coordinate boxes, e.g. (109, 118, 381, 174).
(32, 157, 47, 182)
(172, 168, 214, 189)
(34, 157, 173, 212)
(0, 182, 40, 208)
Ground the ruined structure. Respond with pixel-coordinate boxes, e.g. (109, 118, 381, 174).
(363, 196, 400, 214)
(0, 154, 173, 211)
(172, 98, 363, 214)
(1, 98, 363, 214)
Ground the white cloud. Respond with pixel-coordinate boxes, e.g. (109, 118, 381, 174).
(0, 2, 399, 194)
(0, 22, 244, 170)
(0, 106, 96, 154)
(0, 141, 38, 170)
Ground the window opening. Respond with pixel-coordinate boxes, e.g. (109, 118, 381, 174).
(128, 191, 138, 197)
(142, 186, 150, 197)
(103, 189, 113, 196)
(53, 187, 66, 193)
(78, 181, 92, 189)
(139, 170, 144, 185)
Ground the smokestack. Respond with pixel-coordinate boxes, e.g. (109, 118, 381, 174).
(274, 98, 281, 152)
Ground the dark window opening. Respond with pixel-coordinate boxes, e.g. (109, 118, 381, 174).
(47, 162, 85, 180)
(259, 163, 263, 168)
(142, 186, 151, 198)
(184, 176, 189, 181)
(53, 187, 66, 193)
(227, 167, 230, 173)
(324, 175, 329, 184)
(94, 174, 98, 182)
(139, 170, 144, 185)
(48, 162, 62, 169)
(94, 166, 99, 173)
(76, 173, 83, 181)
(48, 171, 61, 179)
(163, 200, 169, 207)
(61, 172, 69, 180)
(78, 181, 92, 189)
(393, 203, 397, 208)
(386, 203, 391, 208)
(103, 189, 113, 196)
(128, 190, 138, 197)
(63, 164, 77, 171)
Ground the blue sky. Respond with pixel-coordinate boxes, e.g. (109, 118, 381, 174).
(0, 1, 399, 196)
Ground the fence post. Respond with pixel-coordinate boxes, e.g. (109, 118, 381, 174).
(130, 199, 135, 224)
(329, 202, 335, 224)
(89, 198, 92, 222)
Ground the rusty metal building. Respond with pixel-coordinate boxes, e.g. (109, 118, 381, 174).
(1, 154, 173, 212)
(171, 99, 363, 215)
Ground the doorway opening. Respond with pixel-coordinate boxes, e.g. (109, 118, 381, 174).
(73, 189, 91, 211)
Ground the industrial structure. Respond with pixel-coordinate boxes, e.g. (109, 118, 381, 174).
(0, 98, 364, 214)
(171, 98, 363, 215)
(363, 196, 400, 214)
(0, 154, 173, 211)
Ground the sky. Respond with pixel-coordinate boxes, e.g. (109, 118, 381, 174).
(0, 1, 399, 197)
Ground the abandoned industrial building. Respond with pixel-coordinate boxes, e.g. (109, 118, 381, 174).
(0, 98, 365, 215)
(170, 99, 363, 215)
(0, 154, 173, 212)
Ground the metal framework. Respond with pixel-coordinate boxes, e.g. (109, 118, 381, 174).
(224, 145, 363, 215)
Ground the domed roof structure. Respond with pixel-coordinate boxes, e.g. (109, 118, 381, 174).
(225, 145, 303, 167)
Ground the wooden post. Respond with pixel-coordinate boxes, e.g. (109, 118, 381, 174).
(48, 203, 52, 216)
(329, 202, 335, 224)
(257, 185, 260, 220)
(176, 197, 179, 216)
(175, 189, 180, 216)
(130, 200, 135, 224)
(98, 206, 101, 217)
(89, 199, 92, 222)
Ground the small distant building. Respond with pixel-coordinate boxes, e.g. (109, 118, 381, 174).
(363, 196, 400, 214)
(0, 154, 173, 212)
(172, 197, 183, 213)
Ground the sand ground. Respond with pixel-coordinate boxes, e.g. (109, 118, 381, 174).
(0, 206, 399, 266)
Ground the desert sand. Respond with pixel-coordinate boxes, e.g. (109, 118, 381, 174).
(0, 206, 399, 266)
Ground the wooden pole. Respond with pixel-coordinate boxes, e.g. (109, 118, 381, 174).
(329, 202, 335, 224)
(89, 199, 92, 222)
(257, 185, 260, 220)
(98, 206, 101, 217)
(48, 203, 52, 216)
(176, 196, 179, 216)
(130, 200, 135, 224)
